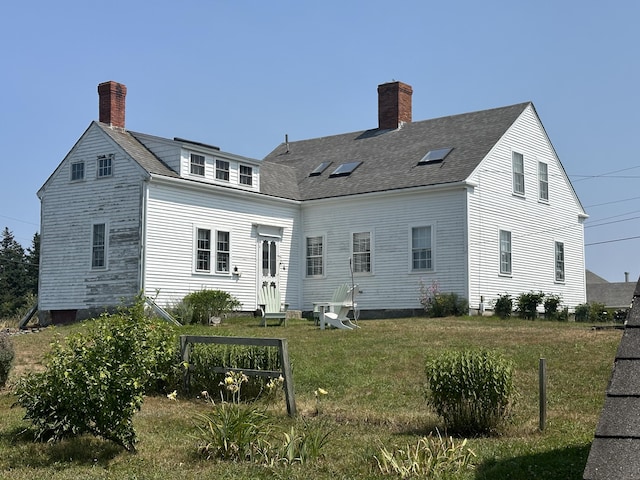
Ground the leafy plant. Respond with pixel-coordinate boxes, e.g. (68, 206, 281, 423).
(375, 431, 475, 478)
(0, 333, 14, 388)
(419, 280, 468, 317)
(182, 289, 242, 324)
(425, 349, 515, 435)
(516, 291, 545, 320)
(543, 294, 562, 320)
(493, 293, 513, 319)
(13, 299, 178, 450)
(575, 302, 608, 323)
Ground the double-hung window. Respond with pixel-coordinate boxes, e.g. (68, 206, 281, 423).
(71, 161, 85, 181)
(190, 153, 205, 176)
(538, 161, 549, 202)
(216, 159, 230, 181)
(216, 231, 230, 273)
(91, 223, 107, 269)
(512, 152, 525, 195)
(352, 231, 371, 274)
(306, 236, 324, 277)
(196, 228, 211, 272)
(555, 241, 565, 282)
(499, 230, 512, 275)
(411, 226, 433, 271)
(239, 165, 253, 185)
(97, 155, 113, 178)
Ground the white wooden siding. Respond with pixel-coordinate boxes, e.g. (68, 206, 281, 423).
(301, 187, 468, 312)
(39, 124, 145, 310)
(466, 105, 586, 311)
(143, 179, 300, 310)
(132, 133, 182, 172)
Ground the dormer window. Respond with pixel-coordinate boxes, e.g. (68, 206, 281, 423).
(240, 165, 253, 185)
(330, 161, 362, 177)
(190, 153, 205, 176)
(216, 159, 230, 181)
(418, 147, 452, 165)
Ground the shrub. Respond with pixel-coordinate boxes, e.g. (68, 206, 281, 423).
(14, 300, 178, 450)
(493, 293, 513, 319)
(375, 431, 475, 478)
(543, 294, 562, 320)
(419, 280, 468, 317)
(574, 303, 590, 322)
(182, 289, 242, 324)
(516, 291, 545, 320)
(425, 349, 515, 435)
(0, 333, 14, 388)
(575, 302, 608, 323)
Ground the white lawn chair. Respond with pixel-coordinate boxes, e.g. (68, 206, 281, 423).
(258, 286, 287, 327)
(314, 283, 359, 330)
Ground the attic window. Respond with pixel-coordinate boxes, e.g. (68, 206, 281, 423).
(330, 161, 362, 177)
(309, 161, 332, 177)
(418, 147, 453, 165)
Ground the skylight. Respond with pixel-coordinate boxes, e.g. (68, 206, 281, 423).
(418, 147, 453, 165)
(329, 161, 362, 177)
(309, 161, 332, 176)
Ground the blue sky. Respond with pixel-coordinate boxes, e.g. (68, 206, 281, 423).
(0, 1, 638, 283)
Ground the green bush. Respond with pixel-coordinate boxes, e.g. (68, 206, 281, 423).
(575, 302, 608, 323)
(0, 333, 14, 388)
(425, 349, 515, 435)
(516, 291, 545, 320)
(543, 294, 562, 320)
(493, 293, 513, 319)
(182, 289, 242, 324)
(14, 301, 178, 450)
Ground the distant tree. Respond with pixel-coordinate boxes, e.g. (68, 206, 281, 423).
(25, 232, 40, 296)
(0, 227, 30, 317)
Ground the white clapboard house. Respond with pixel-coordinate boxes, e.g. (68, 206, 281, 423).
(37, 80, 587, 322)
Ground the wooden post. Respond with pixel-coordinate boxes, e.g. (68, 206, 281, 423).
(539, 358, 547, 431)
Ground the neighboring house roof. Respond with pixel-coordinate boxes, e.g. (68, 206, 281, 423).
(587, 282, 636, 309)
(261, 102, 531, 200)
(586, 269, 610, 285)
(584, 279, 640, 479)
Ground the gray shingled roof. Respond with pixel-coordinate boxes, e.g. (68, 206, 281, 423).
(587, 282, 636, 309)
(584, 279, 640, 479)
(96, 122, 179, 178)
(260, 102, 531, 200)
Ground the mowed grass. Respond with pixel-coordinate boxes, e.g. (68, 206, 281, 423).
(0, 316, 621, 479)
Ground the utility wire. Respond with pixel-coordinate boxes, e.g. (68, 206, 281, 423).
(586, 235, 640, 246)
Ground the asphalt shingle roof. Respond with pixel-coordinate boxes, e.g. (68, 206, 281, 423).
(260, 102, 531, 200)
(584, 278, 640, 479)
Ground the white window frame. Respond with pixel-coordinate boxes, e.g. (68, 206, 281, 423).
(538, 161, 549, 202)
(91, 221, 108, 270)
(195, 227, 212, 272)
(215, 159, 230, 181)
(216, 230, 230, 274)
(555, 241, 565, 283)
(352, 230, 373, 275)
(190, 153, 205, 176)
(410, 225, 434, 272)
(71, 161, 85, 181)
(239, 165, 253, 185)
(305, 235, 325, 278)
(97, 154, 113, 178)
(512, 151, 525, 196)
(499, 229, 512, 276)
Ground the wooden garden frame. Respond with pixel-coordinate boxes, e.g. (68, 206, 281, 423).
(179, 335, 296, 416)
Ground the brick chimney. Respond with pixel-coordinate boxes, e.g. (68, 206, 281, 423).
(98, 81, 127, 128)
(378, 81, 413, 130)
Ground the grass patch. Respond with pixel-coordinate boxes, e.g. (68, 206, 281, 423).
(0, 315, 620, 479)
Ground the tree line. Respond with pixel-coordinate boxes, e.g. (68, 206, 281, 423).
(0, 227, 39, 318)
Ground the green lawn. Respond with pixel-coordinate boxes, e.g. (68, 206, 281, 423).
(0, 316, 621, 479)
